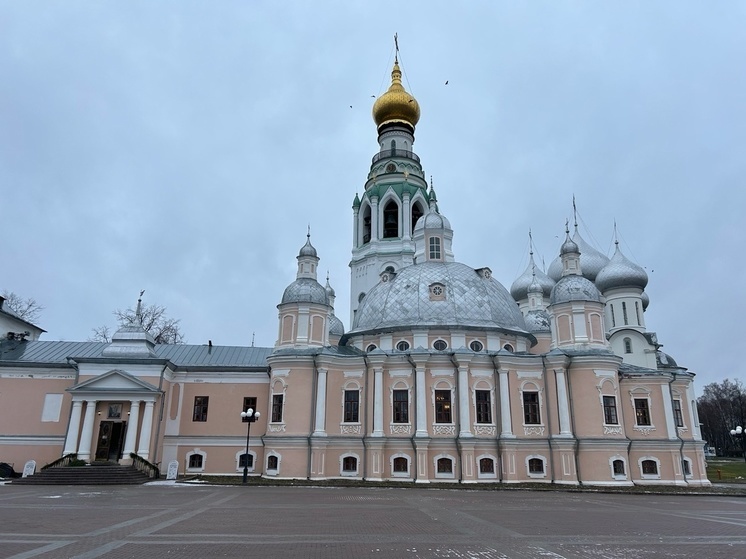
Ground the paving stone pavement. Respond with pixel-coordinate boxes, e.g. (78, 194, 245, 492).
(0, 483, 745, 558)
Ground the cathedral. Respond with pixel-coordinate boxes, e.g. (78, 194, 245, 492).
(0, 55, 709, 486)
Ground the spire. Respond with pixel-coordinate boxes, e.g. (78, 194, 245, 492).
(134, 290, 145, 324)
(371, 37, 421, 131)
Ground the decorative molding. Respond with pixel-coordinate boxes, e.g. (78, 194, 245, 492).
(603, 426, 623, 435)
(470, 370, 492, 378)
(272, 370, 290, 377)
(340, 424, 362, 435)
(433, 424, 456, 436)
(343, 370, 363, 378)
(389, 369, 411, 377)
(677, 427, 689, 434)
(516, 370, 542, 379)
(268, 424, 286, 433)
(430, 369, 453, 377)
(474, 425, 496, 436)
(594, 369, 616, 377)
(633, 426, 655, 436)
(390, 424, 411, 435)
(523, 426, 545, 436)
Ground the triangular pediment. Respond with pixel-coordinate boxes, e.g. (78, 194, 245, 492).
(68, 369, 159, 394)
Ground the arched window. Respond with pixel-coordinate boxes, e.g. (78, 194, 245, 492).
(238, 453, 253, 469)
(362, 205, 372, 244)
(383, 200, 399, 238)
(267, 455, 279, 470)
(393, 457, 408, 472)
(635, 301, 641, 324)
(396, 340, 410, 351)
(610, 304, 616, 327)
(641, 459, 658, 475)
(624, 337, 632, 354)
(479, 458, 494, 474)
(358, 292, 366, 303)
(188, 454, 203, 469)
(503, 344, 514, 353)
(622, 302, 629, 325)
(612, 459, 625, 476)
(528, 458, 544, 474)
(342, 456, 358, 474)
(437, 457, 453, 473)
(411, 202, 424, 233)
(366, 344, 377, 352)
(390, 139, 396, 154)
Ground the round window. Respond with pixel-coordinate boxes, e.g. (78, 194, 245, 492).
(366, 344, 378, 352)
(396, 340, 410, 351)
(433, 339, 448, 351)
(503, 344, 514, 353)
(432, 285, 443, 296)
(469, 340, 483, 352)
(386, 163, 396, 172)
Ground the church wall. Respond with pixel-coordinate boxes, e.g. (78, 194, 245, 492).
(0, 375, 73, 437)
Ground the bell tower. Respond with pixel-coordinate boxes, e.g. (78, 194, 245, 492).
(349, 48, 432, 323)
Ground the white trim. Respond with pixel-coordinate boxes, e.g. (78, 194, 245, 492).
(265, 452, 281, 476)
(186, 448, 207, 473)
(340, 452, 360, 477)
(390, 453, 411, 478)
(476, 454, 497, 479)
(235, 449, 257, 473)
(433, 453, 455, 479)
(526, 455, 547, 479)
(609, 455, 627, 481)
(638, 456, 661, 480)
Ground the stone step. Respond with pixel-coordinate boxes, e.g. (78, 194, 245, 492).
(12, 465, 152, 485)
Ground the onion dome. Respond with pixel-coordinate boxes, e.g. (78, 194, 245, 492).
(281, 278, 328, 305)
(548, 228, 610, 282)
(511, 255, 555, 300)
(641, 291, 650, 310)
(372, 59, 421, 131)
(325, 279, 336, 299)
(352, 193, 361, 209)
(351, 261, 529, 336)
(329, 314, 345, 336)
(561, 234, 579, 256)
(595, 242, 648, 293)
(298, 234, 318, 258)
(550, 275, 602, 305)
(524, 309, 551, 333)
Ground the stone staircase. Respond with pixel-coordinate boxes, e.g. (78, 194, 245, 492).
(12, 462, 152, 485)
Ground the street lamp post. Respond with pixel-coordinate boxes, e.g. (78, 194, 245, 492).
(240, 408, 260, 483)
(729, 425, 746, 463)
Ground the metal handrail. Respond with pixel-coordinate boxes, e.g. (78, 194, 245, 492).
(371, 149, 420, 164)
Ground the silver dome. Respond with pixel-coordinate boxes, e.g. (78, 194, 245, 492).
(281, 278, 328, 305)
(329, 313, 345, 336)
(413, 209, 451, 232)
(351, 261, 529, 335)
(641, 291, 650, 310)
(595, 245, 648, 293)
(548, 229, 610, 282)
(510, 255, 555, 300)
(656, 350, 678, 368)
(524, 309, 551, 333)
(550, 275, 602, 305)
(298, 236, 318, 258)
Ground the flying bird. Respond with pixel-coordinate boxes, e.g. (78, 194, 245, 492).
(349, 105, 352, 108)
(445, 80, 449, 85)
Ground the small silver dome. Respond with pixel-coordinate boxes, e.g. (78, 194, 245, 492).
(524, 309, 551, 333)
(510, 255, 555, 300)
(325, 280, 336, 299)
(561, 236, 579, 255)
(641, 291, 650, 310)
(298, 235, 318, 258)
(548, 229, 610, 282)
(413, 209, 451, 232)
(595, 244, 648, 292)
(656, 350, 678, 368)
(550, 275, 601, 305)
(329, 313, 345, 336)
(281, 278, 328, 305)
(351, 261, 529, 335)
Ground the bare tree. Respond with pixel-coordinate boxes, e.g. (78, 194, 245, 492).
(1, 291, 44, 323)
(89, 303, 184, 344)
(697, 378, 746, 456)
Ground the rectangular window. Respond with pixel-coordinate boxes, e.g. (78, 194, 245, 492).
(242, 397, 257, 422)
(475, 390, 492, 424)
(435, 390, 452, 423)
(429, 237, 441, 260)
(523, 392, 540, 424)
(672, 399, 684, 427)
(344, 390, 360, 423)
(634, 398, 651, 426)
(271, 394, 284, 423)
(192, 396, 209, 422)
(393, 389, 409, 423)
(41, 394, 64, 422)
(603, 396, 618, 425)
(622, 302, 628, 325)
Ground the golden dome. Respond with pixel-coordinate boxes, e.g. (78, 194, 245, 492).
(372, 59, 420, 131)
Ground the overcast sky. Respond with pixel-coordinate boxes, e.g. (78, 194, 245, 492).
(1, 2, 744, 391)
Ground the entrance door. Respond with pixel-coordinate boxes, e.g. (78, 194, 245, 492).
(95, 421, 127, 461)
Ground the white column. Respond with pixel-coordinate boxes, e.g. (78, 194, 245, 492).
(661, 385, 676, 439)
(370, 197, 379, 241)
(458, 365, 472, 438)
(555, 369, 572, 436)
(63, 400, 84, 455)
(372, 367, 384, 437)
(499, 370, 514, 438)
(402, 193, 411, 241)
(352, 206, 359, 247)
(77, 400, 97, 461)
(122, 400, 141, 456)
(313, 368, 328, 436)
(137, 401, 155, 459)
(415, 365, 428, 437)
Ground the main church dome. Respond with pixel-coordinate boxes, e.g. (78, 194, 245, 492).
(351, 261, 529, 337)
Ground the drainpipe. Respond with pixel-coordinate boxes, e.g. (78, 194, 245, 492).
(541, 356, 556, 484)
(450, 353, 464, 483)
(307, 353, 319, 480)
(62, 357, 80, 456)
(150, 362, 169, 466)
(362, 354, 370, 480)
(490, 355, 503, 483)
(668, 372, 688, 485)
(406, 354, 418, 483)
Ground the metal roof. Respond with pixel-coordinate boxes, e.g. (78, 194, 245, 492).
(0, 340, 272, 368)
